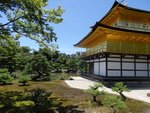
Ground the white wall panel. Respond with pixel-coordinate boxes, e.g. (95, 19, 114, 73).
(125, 55, 134, 58)
(122, 71, 134, 77)
(100, 58, 106, 61)
(136, 71, 148, 77)
(108, 58, 121, 61)
(94, 63, 99, 75)
(136, 59, 147, 62)
(110, 55, 120, 57)
(89, 60, 94, 62)
(122, 59, 134, 62)
(122, 63, 134, 69)
(108, 71, 121, 76)
(94, 59, 99, 62)
(108, 62, 121, 69)
(100, 62, 106, 76)
(136, 63, 147, 70)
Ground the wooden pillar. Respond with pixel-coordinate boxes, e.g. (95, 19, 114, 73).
(106, 56, 108, 77)
(86, 62, 88, 74)
(121, 55, 123, 77)
(134, 56, 136, 77)
(147, 57, 149, 77)
(99, 59, 100, 75)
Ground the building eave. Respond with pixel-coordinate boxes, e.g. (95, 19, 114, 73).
(99, 1, 150, 24)
(74, 23, 150, 47)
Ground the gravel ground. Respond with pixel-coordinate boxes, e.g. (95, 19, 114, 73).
(65, 77, 150, 103)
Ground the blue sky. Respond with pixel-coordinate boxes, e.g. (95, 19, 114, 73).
(20, 0, 150, 54)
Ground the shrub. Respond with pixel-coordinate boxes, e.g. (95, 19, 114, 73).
(103, 95, 126, 113)
(0, 68, 13, 85)
(27, 88, 63, 112)
(18, 75, 31, 86)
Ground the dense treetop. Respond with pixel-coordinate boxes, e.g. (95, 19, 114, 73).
(0, 0, 64, 47)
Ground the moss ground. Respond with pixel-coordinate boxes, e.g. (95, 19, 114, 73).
(0, 79, 150, 113)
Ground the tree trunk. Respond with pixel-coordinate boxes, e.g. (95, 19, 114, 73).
(120, 92, 126, 101)
(111, 106, 116, 113)
(32, 70, 43, 80)
(92, 96, 97, 102)
(23, 82, 26, 86)
(2, 81, 6, 85)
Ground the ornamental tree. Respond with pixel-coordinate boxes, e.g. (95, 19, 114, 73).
(85, 82, 105, 103)
(103, 95, 126, 113)
(112, 82, 129, 101)
(18, 75, 31, 86)
(0, 0, 64, 47)
(24, 53, 51, 81)
(0, 68, 13, 85)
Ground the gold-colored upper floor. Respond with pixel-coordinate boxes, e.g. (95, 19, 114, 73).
(86, 39, 150, 56)
(75, 1, 150, 56)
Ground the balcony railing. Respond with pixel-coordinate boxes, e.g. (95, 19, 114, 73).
(85, 44, 150, 56)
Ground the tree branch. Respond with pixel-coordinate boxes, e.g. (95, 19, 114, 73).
(0, 16, 24, 28)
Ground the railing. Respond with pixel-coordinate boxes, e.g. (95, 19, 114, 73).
(115, 21, 150, 32)
(85, 44, 150, 56)
(86, 45, 107, 56)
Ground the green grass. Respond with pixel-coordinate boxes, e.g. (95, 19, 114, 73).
(0, 78, 150, 113)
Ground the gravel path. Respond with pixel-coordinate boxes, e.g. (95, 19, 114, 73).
(65, 77, 150, 103)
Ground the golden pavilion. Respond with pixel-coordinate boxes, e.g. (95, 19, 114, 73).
(75, 1, 150, 82)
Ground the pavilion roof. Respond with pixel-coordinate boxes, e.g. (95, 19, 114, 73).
(74, 23, 150, 48)
(75, 1, 150, 48)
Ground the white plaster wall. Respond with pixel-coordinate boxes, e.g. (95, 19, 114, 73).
(136, 71, 148, 77)
(108, 58, 121, 61)
(100, 62, 106, 76)
(100, 58, 106, 61)
(108, 62, 121, 69)
(94, 63, 99, 75)
(94, 59, 99, 62)
(122, 71, 134, 77)
(122, 63, 134, 69)
(122, 59, 134, 62)
(136, 59, 147, 62)
(89, 60, 94, 62)
(108, 71, 121, 76)
(125, 55, 134, 58)
(110, 55, 120, 57)
(136, 63, 147, 70)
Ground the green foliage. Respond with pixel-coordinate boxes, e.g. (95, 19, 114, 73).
(14, 101, 34, 107)
(0, 38, 20, 73)
(0, 0, 64, 47)
(112, 82, 129, 100)
(25, 53, 51, 81)
(27, 88, 53, 110)
(50, 73, 70, 80)
(18, 75, 31, 86)
(103, 95, 126, 113)
(0, 91, 24, 108)
(27, 88, 63, 112)
(15, 46, 31, 71)
(0, 88, 64, 112)
(40, 49, 86, 73)
(85, 82, 105, 103)
(0, 68, 13, 85)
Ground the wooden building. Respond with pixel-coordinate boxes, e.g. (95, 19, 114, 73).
(74, 1, 150, 82)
